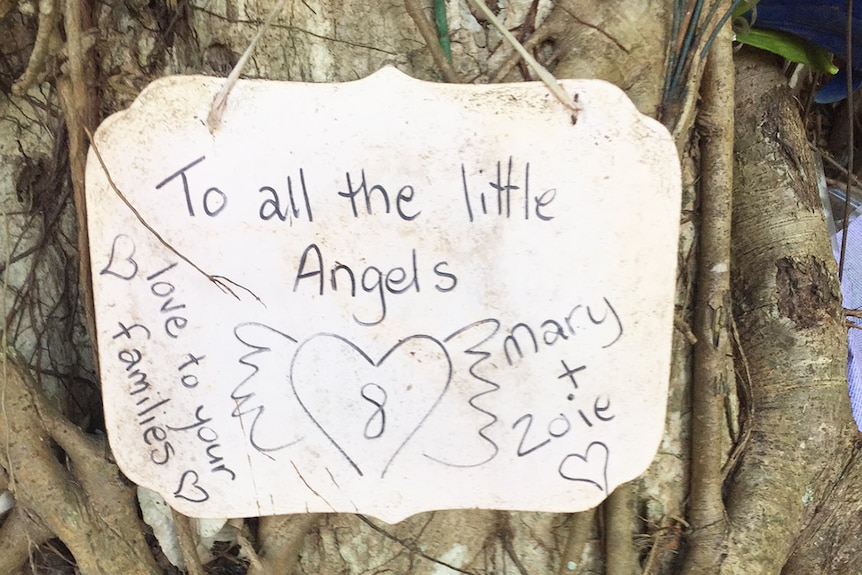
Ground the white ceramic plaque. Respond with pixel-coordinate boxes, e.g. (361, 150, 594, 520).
(85, 68, 680, 522)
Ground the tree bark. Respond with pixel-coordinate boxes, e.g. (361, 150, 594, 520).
(682, 13, 734, 573)
(722, 48, 856, 574)
(0, 354, 161, 575)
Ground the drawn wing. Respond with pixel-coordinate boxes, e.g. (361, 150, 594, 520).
(421, 319, 502, 468)
(231, 322, 305, 452)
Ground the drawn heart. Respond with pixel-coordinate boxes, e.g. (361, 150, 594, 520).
(290, 333, 451, 478)
(173, 470, 210, 503)
(100, 234, 139, 280)
(558, 441, 609, 494)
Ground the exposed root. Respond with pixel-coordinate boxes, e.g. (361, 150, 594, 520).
(468, 0, 578, 117)
(404, 0, 463, 83)
(641, 518, 684, 575)
(0, 506, 54, 574)
(172, 509, 206, 575)
(357, 514, 480, 575)
(604, 482, 638, 575)
(490, 3, 568, 83)
(0, 353, 161, 574)
(681, 8, 734, 574)
(556, 508, 595, 575)
(56, 0, 99, 370)
(247, 514, 319, 575)
(11, 0, 62, 96)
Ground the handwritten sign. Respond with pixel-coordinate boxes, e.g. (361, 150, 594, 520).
(85, 68, 681, 522)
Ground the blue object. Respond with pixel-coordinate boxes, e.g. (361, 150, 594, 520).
(746, 0, 862, 102)
(815, 67, 862, 103)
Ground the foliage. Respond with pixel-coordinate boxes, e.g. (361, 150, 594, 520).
(734, 0, 862, 102)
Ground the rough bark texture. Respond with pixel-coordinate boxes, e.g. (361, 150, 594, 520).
(725, 48, 856, 574)
(681, 15, 733, 574)
(782, 446, 862, 575)
(248, 514, 319, 575)
(0, 354, 161, 575)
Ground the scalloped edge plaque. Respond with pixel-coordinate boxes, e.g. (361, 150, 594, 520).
(86, 68, 680, 522)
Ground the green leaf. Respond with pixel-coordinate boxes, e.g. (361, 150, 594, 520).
(736, 27, 839, 74)
(733, 0, 759, 19)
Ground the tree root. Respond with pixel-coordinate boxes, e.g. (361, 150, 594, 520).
(172, 509, 206, 575)
(56, 0, 99, 369)
(0, 354, 161, 575)
(719, 47, 855, 575)
(680, 9, 734, 574)
(404, 0, 463, 83)
(641, 517, 684, 575)
(604, 483, 637, 575)
(556, 508, 595, 574)
(490, 3, 567, 83)
(0, 506, 55, 574)
(246, 514, 319, 575)
(11, 0, 62, 96)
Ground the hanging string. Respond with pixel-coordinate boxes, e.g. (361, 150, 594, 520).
(207, 0, 288, 133)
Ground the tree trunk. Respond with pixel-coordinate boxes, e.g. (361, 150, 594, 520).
(0, 1, 857, 574)
(723, 47, 855, 575)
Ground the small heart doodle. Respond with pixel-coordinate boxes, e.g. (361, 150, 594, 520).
(558, 441, 609, 494)
(100, 234, 139, 280)
(173, 470, 210, 503)
(291, 333, 451, 478)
